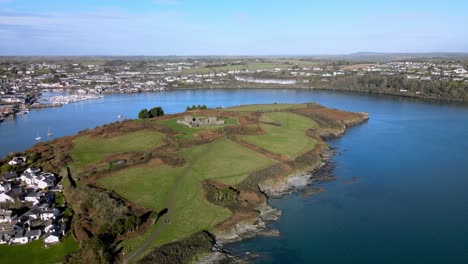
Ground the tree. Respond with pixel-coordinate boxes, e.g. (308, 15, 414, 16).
(149, 106, 164, 118)
(138, 108, 148, 119)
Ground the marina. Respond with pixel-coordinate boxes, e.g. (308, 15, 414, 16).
(47, 94, 104, 105)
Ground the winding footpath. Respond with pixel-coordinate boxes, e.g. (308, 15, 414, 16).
(124, 142, 219, 263)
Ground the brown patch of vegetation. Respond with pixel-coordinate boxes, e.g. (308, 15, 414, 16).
(216, 209, 258, 231)
(231, 137, 288, 162)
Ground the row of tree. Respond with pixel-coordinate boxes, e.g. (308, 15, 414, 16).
(308, 74, 468, 101)
(138, 106, 165, 119)
(186, 105, 208, 111)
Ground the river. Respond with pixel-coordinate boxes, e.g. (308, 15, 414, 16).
(1, 89, 468, 263)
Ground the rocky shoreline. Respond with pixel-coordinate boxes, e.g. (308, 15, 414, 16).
(197, 113, 369, 264)
(197, 149, 339, 263)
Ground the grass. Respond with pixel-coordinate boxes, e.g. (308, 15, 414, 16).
(0, 235, 79, 264)
(153, 139, 276, 246)
(242, 112, 319, 158)
(98, 139, 276, 249)
(71, 130, 164, 169)
(158, 117, 237, 140)
(225, 103, 306, 112)
(98, 164, 184, 211)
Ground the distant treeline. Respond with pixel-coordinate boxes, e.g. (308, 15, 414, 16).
(311, 74, 468, 101)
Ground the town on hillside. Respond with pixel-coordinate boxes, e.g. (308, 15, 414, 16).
(1, 57, 468, 121)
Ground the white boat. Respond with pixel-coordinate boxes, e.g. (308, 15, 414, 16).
(35, 136, 42, 141)
(47, 127, 54, 137)
(117, 114, 123, 119)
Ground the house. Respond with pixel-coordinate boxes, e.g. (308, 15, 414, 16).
(44, 232, 60, 244)
(3, 171, 19, 182)
(44, 223, 59, 233)
(44, 224, 65, 245)
(8, 157, 26, 166)
(0, 192, 14, 203)
(20, 171, 36, 185)
(25, 167, 41, 174)
(20, 171, 55, 190)
(6, 186, 22, 199)
(10, 230, 28, 244)
(454, 68, 467, 74)
(24, 192, 42, 205)
(39, 208, 60, 221)
(24, 206, 41, 220)
(0, 232, 12, 244)
(0, 209, 14, 223)
(25, 229, 41, 241)
(0, 183, 11, 193)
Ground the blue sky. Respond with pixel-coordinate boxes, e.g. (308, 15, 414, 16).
(0, 0, 467, 55)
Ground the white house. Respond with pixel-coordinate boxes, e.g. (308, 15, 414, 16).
(40, 208, 60, 221)
(0, 209, 14, 223)
(0, 193, 14, 203)
(20, 171, 55, 190)
(44, 233, 60, 244)
(8, 157, 26, 166)
(24, 192, 42, 205)
(25, 167, 41, 174)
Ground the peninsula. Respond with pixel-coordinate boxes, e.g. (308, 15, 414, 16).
(0, 103, 368, 263)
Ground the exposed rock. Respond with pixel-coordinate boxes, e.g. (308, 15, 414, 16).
(216, 204, 281, 243)
(196, 251, 246, 264)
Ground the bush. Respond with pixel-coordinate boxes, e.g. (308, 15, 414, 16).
(138, 109, 149, 119)
(138, 106, 165, 119)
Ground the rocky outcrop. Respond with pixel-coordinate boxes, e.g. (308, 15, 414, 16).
(215, 204, 281, 243)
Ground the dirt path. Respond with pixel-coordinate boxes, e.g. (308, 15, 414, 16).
(124, 141, 218, 264)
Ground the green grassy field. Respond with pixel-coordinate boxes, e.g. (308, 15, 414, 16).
(98, 139, 276, 249)
(97, 164, 184, 211)
(0, 235, 79, 264)
(181, 60, 319, 74)
(154, 139, 276, 246)
(226, 103, 306, 112)
(242, 112, 319, 158)
(159, 117, 237, 139)
(71, 130, 164, 169)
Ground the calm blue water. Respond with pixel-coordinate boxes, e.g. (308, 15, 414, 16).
(1, 89, 468, 263)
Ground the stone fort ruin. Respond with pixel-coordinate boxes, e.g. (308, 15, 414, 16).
(177, 115, 225, 128)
